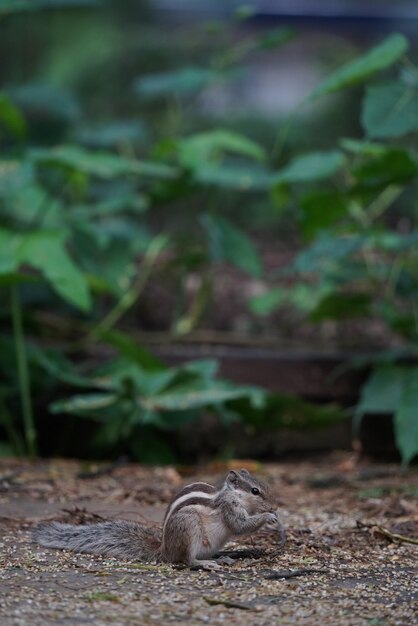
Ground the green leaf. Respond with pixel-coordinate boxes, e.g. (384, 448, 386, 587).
(340, 138, 387, 157)
(354, 365, 405, 429)
(195, 163, 274, 191)
(141, 385, 264, 412)
(356, 365, 418, 464)
(367, 230, 418, 252)
(136, 408, 200, 430)
(288, 283, 334, 313)
(292, 233, 364, 274)
(30, 145, 177, 180)
(0, 161, 34, 198)
(126, 160, 177, 180)
(94, 359, 177, 397)
(310, 34, 409, 99)
(21, 232, 91, 311)
(362, 80, 418, 138)
(0, 94, 27, 138)
(271, 181, 291, 210)
(7, 83, 81, 127)
(177, 359, 219, 381)
(71, 194, 148, 220)
(248, 288, 286, 316)
(202, 214, 262, 277)
(0, 229, 91, 311)
(310, 293, 371, 321)
(50, 393, 119, 415)
(299, 191, 349, 240)
(0, 231, 20, 274)
(352, 149, 418, 187)
(376, 302, 418, 340)
(134, 67, 218, 100)
(4, 184, 63, 228)
(99, 329, 164, 371)
(74, 120, 148, 149)
(274, 150, 345, 184)
(178, 129, 266, 169)
(394, 368, 418, 464)
(33, 349, 108, 390)
(73, 220, 152, 296)
(31, 146, 133, 178)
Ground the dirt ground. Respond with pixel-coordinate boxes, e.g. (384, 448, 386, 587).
(0, 452, 417, 626)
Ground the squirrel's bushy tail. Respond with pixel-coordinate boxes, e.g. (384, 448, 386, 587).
(33, 521, 162, 561)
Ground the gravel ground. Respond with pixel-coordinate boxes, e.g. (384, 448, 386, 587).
(0, 453, 417, 626)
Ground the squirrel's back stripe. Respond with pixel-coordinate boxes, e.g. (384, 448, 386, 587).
(164, 496, 217, 528)
(163, 482, 218, 527)
(163, 482, 217, 522)
(173, 482, 216, 499)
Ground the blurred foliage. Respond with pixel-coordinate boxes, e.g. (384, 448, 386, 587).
(0, 0, 303, 462)
(0, 0, 417, 463)
(248, 33, 418, 464)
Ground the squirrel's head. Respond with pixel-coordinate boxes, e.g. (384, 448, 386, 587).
(224, 469, 273, 514)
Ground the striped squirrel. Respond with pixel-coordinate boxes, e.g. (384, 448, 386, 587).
(34, 469, 284, 569)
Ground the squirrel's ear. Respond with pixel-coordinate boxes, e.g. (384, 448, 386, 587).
(226, 470, 239, 488)
(239, 468, 250, 477)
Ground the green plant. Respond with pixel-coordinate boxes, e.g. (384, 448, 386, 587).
(44, 340, 266, 462)
(249, 33, 418, 463)
(0, 2, 299, 460)
(0, 115, 272, 458)
(7, 2, 410, 464)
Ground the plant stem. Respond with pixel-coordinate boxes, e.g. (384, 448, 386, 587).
(174, 272, 211, 335)
(0, 399, 25, 456)
(11, 284, 37, 457)
(91, 234, 168, 339)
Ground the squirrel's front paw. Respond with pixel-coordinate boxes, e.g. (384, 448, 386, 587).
(264, 511, 280, 528)
(264, 512, 286, 547)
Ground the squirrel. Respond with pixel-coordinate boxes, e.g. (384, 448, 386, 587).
(33, 469, 285, 570)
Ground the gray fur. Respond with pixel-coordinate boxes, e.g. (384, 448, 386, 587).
(33, 521, 162, 561)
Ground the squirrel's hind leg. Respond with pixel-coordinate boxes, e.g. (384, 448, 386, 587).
(187, 531, 226, 570)
(184, 531, 222, 570)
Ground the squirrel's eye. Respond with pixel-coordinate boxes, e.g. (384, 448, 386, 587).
(251, 487, 260, 495)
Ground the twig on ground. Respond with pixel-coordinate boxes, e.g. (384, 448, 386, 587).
(264, 568, 326, 580)
(203, 596, 262, 611)
(356, 519, 418, 546)
(374, 525, 418, 546)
